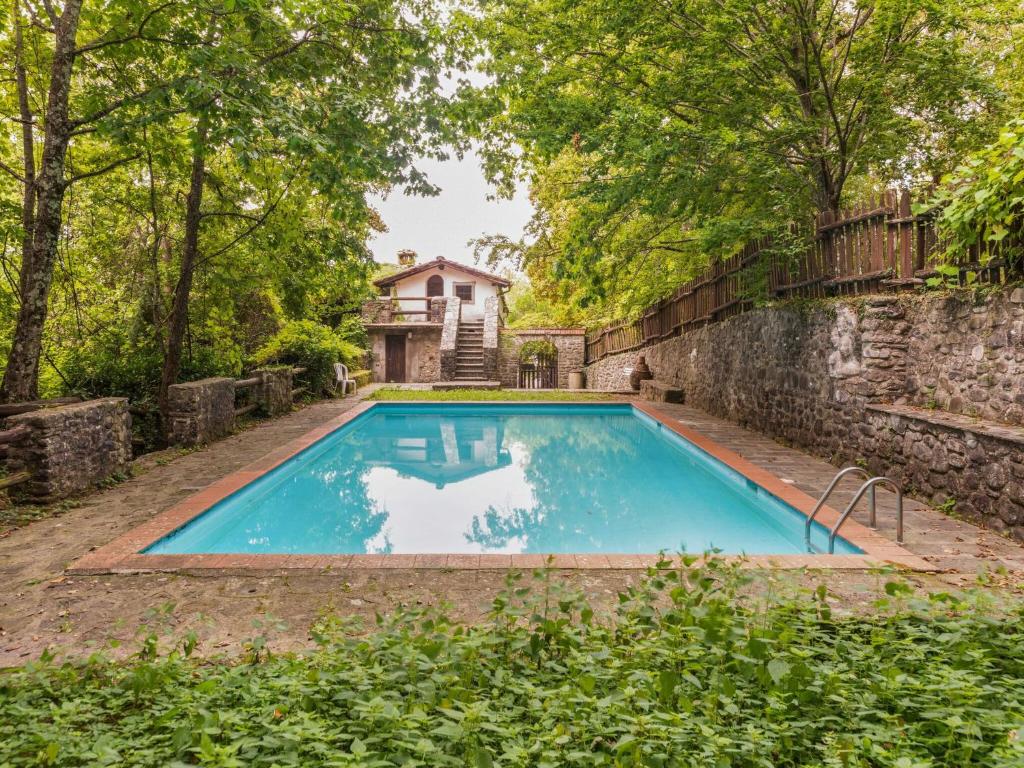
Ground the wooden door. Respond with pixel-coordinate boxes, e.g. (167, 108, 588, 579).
(426, 275, 444, 297)
(385, 335, 406, 382)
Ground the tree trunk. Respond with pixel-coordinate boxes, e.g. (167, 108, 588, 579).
(158, 120, 208, 427)
(13, 0, 35, 273)
(1, 0, 83, 402)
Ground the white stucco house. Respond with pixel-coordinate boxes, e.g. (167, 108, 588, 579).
(361, 253, 584, 387)
(373, 255, 510, 322)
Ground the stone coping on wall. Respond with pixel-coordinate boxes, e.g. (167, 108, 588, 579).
(364, 322, 443, 329)
(501, 328, 586, 335)
(866, 403, 1024, 447)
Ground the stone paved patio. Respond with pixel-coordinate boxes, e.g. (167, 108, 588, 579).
(1, 392, 1021, 665)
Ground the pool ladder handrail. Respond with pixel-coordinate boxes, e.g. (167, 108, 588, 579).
(805, 467, 904, 554)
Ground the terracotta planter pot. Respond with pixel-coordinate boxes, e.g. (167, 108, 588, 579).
(629, 355, 653, 391)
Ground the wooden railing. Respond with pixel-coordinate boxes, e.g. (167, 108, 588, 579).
(232, 366, 308, 418)
(585, 190, 1023, 363)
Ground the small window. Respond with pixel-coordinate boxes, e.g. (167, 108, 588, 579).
(453, 283, 474, 303)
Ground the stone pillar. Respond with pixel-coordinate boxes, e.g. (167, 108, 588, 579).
(440, 296, 461, 381)
(254, 367, 293, 416)
(482, 296, 500, 381)
(166, 377, 235, 446)
(6, 398, 132, 500)
(430, 296, 447, 323)
(361, 299, 392, 323)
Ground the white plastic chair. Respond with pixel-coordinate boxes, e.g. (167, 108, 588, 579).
(333, 362, 357, 395)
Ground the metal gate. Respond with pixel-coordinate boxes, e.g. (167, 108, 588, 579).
(518, 353, 557, 389)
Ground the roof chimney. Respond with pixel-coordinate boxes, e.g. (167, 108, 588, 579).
(397, 249, 417, 267)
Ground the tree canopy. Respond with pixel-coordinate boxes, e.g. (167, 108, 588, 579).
(1, 0, 1023, 411)
(472, 0, 1024, 323)
(0, 0, 470, 413)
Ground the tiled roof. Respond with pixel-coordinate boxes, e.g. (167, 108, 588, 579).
(373, 256, 512, 288)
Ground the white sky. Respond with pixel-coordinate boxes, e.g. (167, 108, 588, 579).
(367, 148, 534, 267)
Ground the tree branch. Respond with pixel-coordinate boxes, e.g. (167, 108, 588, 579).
(66, 153, 141, 185)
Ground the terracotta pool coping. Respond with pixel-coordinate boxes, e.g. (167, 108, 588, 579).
(69, 400, 932, 574)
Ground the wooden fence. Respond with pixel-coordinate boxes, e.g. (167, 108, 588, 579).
(585, 190, 1022, 363)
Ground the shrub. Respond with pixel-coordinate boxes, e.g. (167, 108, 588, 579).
(932, 116, 1024, 272)
(1, 561, 1023, 766)
(253, 320, 363, 395)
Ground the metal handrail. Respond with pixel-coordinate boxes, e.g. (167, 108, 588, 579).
(805, 466, 872, 549)
(828, 477, 904, 553)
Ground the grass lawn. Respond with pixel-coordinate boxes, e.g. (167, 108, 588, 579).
(2, 562, 1022, 767)
(367, 387, 618, 402)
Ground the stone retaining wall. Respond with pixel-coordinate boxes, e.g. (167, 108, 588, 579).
(166, 377, 235, 447)
(585, 288, 1024, 537)
(863, 404, 1024, 538)
(6, 398, 132, 499)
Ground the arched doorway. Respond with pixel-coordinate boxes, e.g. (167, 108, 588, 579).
(426, 275, 444, 297)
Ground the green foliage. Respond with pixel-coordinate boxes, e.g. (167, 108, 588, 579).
(0, 0, 471, 404)
(254, 321, 363, 396)
(1, 562, 1023, 766)
(517, 338, 557, 363)
(369, 387, 613, 401)
(471, 0, 1024, 321)
(932, 116, 1024, 269)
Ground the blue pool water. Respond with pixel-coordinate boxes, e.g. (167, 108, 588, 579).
(146, 404, 860, 556)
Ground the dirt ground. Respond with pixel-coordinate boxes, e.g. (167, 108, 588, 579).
(1, 394, 1022, 666)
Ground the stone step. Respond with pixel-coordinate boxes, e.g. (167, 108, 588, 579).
(433, 380, 501, 391)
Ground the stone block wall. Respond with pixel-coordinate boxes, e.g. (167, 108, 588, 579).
(904, 287, 1024, 424)
(584, 288, 1024, 538)
(367, 326, 443, 383)
(499, 329, 586, 388)
(862, 404, 1024, 537)
(6, 398, 132, 499)
(166, 377, 235, 447)
(255, 367, 293, 416)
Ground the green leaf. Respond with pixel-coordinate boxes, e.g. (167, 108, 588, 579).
(766, 658, 790, 685)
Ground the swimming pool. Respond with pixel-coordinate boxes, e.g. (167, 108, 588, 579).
(145, 403, 860, 556)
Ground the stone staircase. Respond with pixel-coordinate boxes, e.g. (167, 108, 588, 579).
(453, 320, 486, 381)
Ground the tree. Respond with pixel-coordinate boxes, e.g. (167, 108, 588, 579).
(0, 0, 188, 401)
(134, 0, 464, 421)
(473, 0, 1023, 319)
(0, 0, 468, 411)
